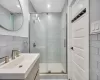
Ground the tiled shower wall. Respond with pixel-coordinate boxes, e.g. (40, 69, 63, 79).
(0, 35, 29, 62)
(30, 13, 62, 63)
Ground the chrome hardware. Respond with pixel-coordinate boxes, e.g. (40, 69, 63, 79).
(0, 56, 9, 63)
(12, 50, 20, 59)
(12, 50, 16, 59)
(33, 43, 36, 47)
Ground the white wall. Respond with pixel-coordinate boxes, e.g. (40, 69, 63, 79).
(0, 0, 30, 37)
(68, 0, 74, 6)
(28, 1, 36, 13)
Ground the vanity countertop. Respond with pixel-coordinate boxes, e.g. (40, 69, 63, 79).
(0, 53, 40, 79)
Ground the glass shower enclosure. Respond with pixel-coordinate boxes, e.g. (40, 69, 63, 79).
(29, 13, 67, 74)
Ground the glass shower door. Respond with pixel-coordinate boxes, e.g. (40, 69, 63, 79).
(47, 13, 66, 73)
(29, 14, 48, 73)
(29, 13, 67, 74)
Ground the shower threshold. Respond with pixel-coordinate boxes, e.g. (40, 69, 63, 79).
(39, 63, 66, 74)
(40, 74, 68, 79)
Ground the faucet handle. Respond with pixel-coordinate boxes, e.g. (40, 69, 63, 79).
(16, 50, 20, 57)
(5, 56, 9, 63)
(12, 50, 16, 59)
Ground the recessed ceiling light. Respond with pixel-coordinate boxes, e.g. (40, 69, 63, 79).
(36, 14, 38, 18)
(17, 5, 20, 8)
(48, 4, 51, 8)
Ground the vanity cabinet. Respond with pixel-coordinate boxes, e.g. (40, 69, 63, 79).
(25, 59, 40, 80)
(0, 54, 40, 80)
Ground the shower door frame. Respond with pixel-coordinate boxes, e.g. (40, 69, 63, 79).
(29, 13, 68, 74)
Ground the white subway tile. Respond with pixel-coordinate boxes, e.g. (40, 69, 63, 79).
(97, 34, 100, 40)
(90, 47, 98, 55)
(90, 34, 98, 41)
(90, 41, 100, 48)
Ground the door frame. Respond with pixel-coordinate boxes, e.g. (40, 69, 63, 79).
(67, 2, 73, 80)
(67, 0, 90, 80)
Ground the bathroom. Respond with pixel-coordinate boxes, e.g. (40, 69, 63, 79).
(0, 0, 99, 80)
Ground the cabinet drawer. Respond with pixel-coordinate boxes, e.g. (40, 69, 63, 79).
(25, 59, 39, 80)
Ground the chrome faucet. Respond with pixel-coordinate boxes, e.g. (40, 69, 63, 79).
(0, 56, 9, 63)
(12, 50, 16, 59)
(12, 49, 20, 59)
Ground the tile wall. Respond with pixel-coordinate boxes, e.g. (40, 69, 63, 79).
(90, 0, 100, 80)
(90, 34, 100, 80)
(0, 35, 29, 62)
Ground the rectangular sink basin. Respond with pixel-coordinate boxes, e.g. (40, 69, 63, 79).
(0, 56, 23, 69)
(0, 53, 40, 79)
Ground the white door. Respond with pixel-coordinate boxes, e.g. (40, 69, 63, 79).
(70, 0, 89, 80)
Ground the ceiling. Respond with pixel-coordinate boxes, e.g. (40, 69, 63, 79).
(0, 0, 22, 13)
(0, 0, 67, 13)
(30, 0, 66, 13)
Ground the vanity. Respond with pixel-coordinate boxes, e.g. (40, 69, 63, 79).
(0, 53, 40, 80)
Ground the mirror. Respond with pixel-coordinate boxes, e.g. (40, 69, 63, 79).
(0, 0, 23, 31)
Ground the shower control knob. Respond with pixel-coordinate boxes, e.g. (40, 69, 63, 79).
(71, 47, 74, 50)
(33, 43, 36, 47)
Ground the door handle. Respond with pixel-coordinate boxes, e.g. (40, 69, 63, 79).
(71, 47, 74, 50)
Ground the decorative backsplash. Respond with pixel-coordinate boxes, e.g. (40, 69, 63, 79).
(0, 35, 29, 62)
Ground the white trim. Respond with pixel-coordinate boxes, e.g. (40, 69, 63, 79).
(67, 6, 73, 80)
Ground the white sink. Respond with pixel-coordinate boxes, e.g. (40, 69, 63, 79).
(0, 53, 40, 79)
